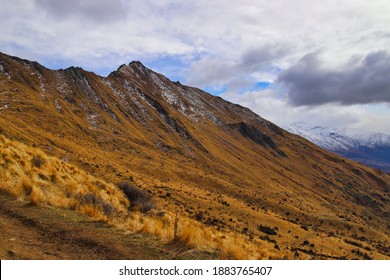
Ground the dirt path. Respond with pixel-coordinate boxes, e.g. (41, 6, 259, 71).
(0, 192, 212, 260)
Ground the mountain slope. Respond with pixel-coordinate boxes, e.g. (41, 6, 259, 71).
(0, 52, 389, 259)
(287, 122, 390, 172)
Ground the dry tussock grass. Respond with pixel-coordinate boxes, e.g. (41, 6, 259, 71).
(0, 134, 129, 217)
(0, 134, 276, 259)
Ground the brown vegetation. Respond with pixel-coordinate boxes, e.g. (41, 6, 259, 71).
(0, 134, 275, 259)
(0, 52, 389, 259)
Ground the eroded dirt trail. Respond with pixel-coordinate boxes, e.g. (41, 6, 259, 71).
(0, 192, 196, 259)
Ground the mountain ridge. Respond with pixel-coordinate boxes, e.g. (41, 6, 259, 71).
(287, 122, 390, 172)
(1, 51, 389, 259)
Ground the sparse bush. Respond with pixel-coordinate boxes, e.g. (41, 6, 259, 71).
(31, 155, 45, 168)
(194, 211, 204, 221)
(344, 239, 363, 248)
(258, 224, 277, 236)
(300, 225, 309, 231)
(117, 182, 155, 213)
(38, 173, 48, 181)
(259, 235, 277, 244)
(352, 249, 372, 260)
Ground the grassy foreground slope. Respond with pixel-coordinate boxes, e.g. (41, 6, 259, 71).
(0, 134, 278, 259)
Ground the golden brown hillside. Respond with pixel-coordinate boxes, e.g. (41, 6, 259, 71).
(0, 52, 389, 259)
(0, 134, 269, 259)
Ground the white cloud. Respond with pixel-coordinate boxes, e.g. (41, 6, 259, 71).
(2, 0, 389, 72)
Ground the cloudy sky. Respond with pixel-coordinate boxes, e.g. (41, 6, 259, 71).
(1, 0, 390, 134)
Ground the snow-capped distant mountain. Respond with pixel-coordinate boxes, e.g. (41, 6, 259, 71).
(352, 133, 390, 148)
(286, 122, 360, 151)
(287, 122, 390, 172)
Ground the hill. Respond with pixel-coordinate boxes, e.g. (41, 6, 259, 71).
(0, 52, 389, 259)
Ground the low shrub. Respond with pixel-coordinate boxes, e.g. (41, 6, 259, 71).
(258, 224, 277, 236)
(31, 155, 46, 168)
(117, 182, 155, 213)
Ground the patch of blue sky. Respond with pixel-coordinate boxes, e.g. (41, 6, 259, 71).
(203, 81, 272, 96)
(143, 54, 193, 83)
(203, 85, 228, 96)
(236, 81, 272, 95)
(33, 56, 75, 71)
(249, 81, 271, 91)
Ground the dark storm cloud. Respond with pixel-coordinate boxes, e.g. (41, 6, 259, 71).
(35, 0, 127, 23)
(277, 50, 390, 106)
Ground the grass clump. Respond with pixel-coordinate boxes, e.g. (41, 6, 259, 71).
(117, 181, 155, 213)
(31, 155, 45, 168)
(258, 224, 278, 236)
